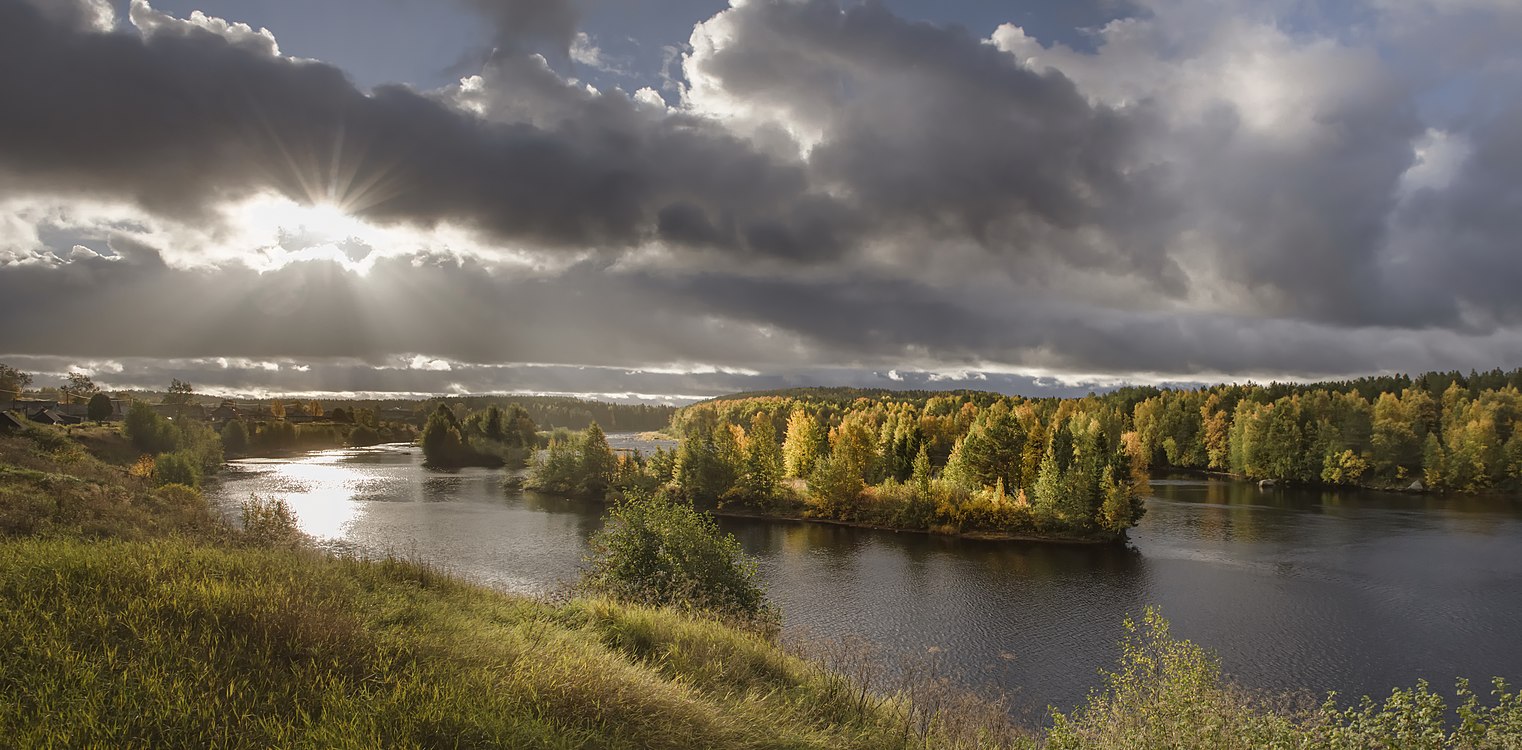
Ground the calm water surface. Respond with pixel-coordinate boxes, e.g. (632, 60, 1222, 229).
(212, 437, 1522, 717)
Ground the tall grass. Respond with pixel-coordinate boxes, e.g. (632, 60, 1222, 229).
(0, 538, 1021, 749)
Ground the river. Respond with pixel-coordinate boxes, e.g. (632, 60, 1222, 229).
(211, 436, 1522, 719)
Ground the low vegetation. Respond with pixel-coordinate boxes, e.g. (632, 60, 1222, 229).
(580, 489, 774, 628)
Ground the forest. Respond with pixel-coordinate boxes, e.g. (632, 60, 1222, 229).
(1117, 368, 1522, 492)
(511, 367, 1522, 544)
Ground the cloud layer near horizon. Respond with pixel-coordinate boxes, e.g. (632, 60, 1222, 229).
(3, 0, 1521, 399)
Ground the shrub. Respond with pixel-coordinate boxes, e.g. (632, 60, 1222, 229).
(124, 401, 176, 455)
(527, 424, 618, 498)
(221, 419, 249, 456)
(581, 491, 772, 627)
(239, 495, 304, 547)
(153, 451, 201, 488)
(348, 424, 380, 447)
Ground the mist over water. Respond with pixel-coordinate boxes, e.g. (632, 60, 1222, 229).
(213, 438, 1522, 717)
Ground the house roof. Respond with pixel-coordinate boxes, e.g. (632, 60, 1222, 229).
(28, 408, 81, 425)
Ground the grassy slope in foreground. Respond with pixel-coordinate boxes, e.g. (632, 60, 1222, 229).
(6, 424, 1522, 749)
(0, 538, 951, 750)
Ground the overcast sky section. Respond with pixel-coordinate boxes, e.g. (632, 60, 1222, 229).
(1, 0, 1521, 402)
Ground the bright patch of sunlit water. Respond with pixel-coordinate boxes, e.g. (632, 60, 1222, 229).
(211, 440, 1522, 721)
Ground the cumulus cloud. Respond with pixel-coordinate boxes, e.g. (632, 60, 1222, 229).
(2, 0, 1521, 397)
(128, 0, 282, 57)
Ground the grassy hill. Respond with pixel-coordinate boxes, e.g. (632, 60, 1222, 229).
(0, 538, 971, 749)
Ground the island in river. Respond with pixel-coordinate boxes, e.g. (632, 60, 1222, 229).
(426, 373, 1522, 545)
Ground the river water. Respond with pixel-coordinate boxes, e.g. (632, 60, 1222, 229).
(212, 436, 1522, 718)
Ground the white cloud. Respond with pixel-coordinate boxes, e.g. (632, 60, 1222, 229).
(570, 31, 621, 73)
(128, 0, 282, 57)
(408, 355, 453, 372)
(1398, 129, 1473, 197)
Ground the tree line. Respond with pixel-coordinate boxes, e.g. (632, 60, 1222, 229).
(1124, 372, 1522, 492)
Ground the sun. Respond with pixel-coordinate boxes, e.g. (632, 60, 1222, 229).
(239, 194, 370, 246)
(232, 194, 388, 275)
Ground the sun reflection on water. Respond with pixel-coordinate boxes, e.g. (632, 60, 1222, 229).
(228, 448, 402, 540)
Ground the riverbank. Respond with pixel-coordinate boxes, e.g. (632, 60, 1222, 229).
(1152, 465, 1465, 496)
(707, 504, 1122, 545)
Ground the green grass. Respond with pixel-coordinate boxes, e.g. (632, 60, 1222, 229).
(0, 537, 993, 749)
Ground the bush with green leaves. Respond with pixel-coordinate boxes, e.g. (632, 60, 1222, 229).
(581, 491, 772, 627)
(220, 420, 249, 456)
(421, 403, 539, 467)
(124, 400, 178, 455)
(239, 495, 304, 547)
(1046, 607, 1522, 750)
(153, 451, 201, 488)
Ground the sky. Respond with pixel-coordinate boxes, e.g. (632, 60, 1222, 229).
(1, 0, 1520, 403)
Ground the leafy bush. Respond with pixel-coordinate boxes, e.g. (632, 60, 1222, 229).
(581, 491, 772, 627)
(221, 419, 249, 456)
(124, 401, 177, 454)
(348, 424, 380, 447)
(153, 451, 201, 488)
(1046, 608, 1522, 749)
(239, 495, 304, 547)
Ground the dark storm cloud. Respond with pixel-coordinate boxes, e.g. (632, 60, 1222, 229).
(3, 0, 1522, 392)
(0, 0, 847, 260)
(687, 0, 1161, 267)
(4, 237, 1519, 385)
(1390, 103, 1522, 329)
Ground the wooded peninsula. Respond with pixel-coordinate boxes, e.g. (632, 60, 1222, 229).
(409, 367, 1522, 545)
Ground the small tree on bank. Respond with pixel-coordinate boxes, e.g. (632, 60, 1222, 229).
(221, 419, 249, 456)
(580, 491, 771, 626)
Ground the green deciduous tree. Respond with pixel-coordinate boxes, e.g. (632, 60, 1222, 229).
(125, 401, 177, 455)
(86, 392, 113, 423)
(65, 372, 97, 403)
(782, 407, 824, 479)
(420, 406, 469, 467)
(221, 419, 249, 456)
(0, 363, 32, 401)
